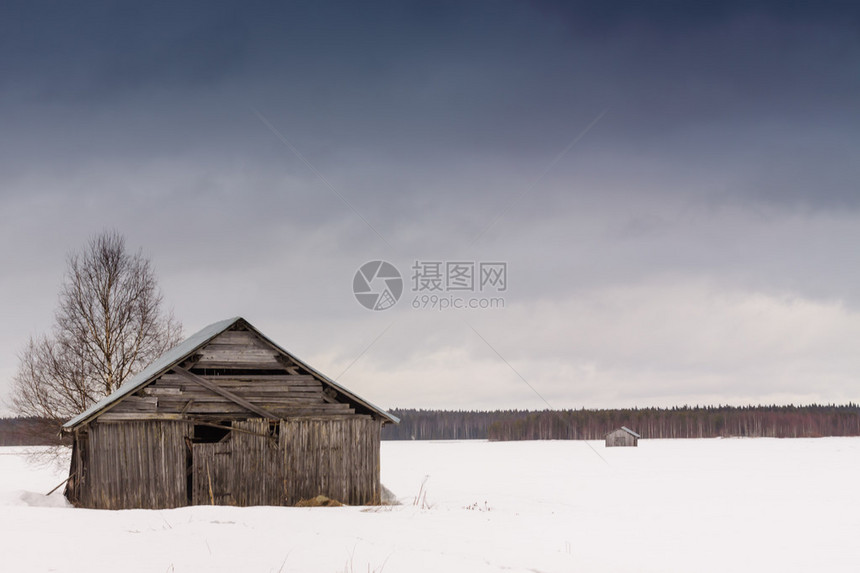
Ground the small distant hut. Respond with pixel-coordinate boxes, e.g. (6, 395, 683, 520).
(605, 426, 640, 447)
(62, 317, 398, 509)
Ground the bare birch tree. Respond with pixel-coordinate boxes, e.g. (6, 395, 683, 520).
(11, 230, 182, 441)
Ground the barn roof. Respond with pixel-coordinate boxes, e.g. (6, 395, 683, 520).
(620, 426, 640, 438)
(63, 317, 399, 429)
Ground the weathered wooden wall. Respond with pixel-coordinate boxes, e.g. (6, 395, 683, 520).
(64, 435, 84, 504)
(82, 421, 190, 509)
(231, 419, 283, 505)
(74, 417, 383, 509)
(191, 419, 283, 506)
(281, 416, 381, 505)
(190, 417, 381, 507)
(192, 441, 232, 505)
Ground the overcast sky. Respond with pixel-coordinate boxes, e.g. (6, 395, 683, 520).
(1, 1, 859, 414)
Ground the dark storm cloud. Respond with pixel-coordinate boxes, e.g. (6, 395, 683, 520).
(0, 1, 249, 96)
(0, 0, 855, 219)
(2, 1, 857, 160)
(0, 0, 857, 254)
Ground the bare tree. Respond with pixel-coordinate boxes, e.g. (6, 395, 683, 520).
(11, 231, 182, 441)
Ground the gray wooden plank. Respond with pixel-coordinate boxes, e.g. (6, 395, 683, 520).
(171, 366, 277, 419)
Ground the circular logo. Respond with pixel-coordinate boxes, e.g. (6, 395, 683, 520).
(353, 261, 403, 311)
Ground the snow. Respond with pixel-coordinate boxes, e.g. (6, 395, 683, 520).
(1, 438, 858, 572)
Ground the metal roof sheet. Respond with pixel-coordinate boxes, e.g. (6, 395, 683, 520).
(63, 317, 398, 428)
(620, 426, 641, 438)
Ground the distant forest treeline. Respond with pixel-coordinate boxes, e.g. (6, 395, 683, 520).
(382, 404, 860, 441)
(2, 405, 859, 445)
(0, 417, 53, 446)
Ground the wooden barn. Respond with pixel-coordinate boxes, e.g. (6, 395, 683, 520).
(605, 426, 640, 447)
(62, 317, 398, 509)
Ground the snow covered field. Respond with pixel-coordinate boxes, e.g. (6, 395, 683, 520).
(1, 438, 858, 572)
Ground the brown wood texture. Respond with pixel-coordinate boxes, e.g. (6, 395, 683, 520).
(171, 366, 277, 419)
(280, 416, 381, 505)
(188, 417, 380, 507)
(81, 421, 190, 509)
(192, 442, 234, 505)
(191, 420, 283, 506)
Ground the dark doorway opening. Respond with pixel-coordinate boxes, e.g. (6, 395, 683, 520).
(194, 423, 232, 443)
